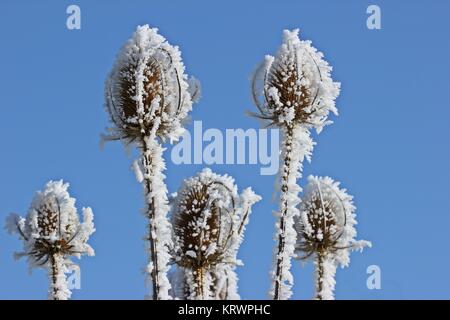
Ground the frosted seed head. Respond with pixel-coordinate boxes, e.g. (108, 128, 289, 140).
(251, 29, 340, 130)
(295, 176, 370, 266)
(6, 180, 95, 269)
(104, 25, 200, 145)
(172, 170, 236, 270)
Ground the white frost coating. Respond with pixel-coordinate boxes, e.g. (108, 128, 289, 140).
(296, 176, 371, 300)
(252, 29, 340, 132)
(132, 160, 144, 183)
(104, 24, 201, 144)
(48, 254, 71, 300)
(183, 268, 214, 300)
(315, 254, 337, 300)
(171, 168, 260, 300)
(212, 263, 240, 300)
(269, 125, 314, 300)
(212, 187, 261, 300)
(187, 76, 202, 104)
(252, 29, 340, 300)
(168, 266, 187, 299)
(5, 180, 95, 300)
(140, 137, 173, 300)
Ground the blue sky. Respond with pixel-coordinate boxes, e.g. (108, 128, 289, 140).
(1, 0, 450, 299)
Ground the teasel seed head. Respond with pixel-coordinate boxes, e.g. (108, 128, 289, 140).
(104, 25, 201, 145)
(251, 29, 340, 133)
(171, 169, 261, 299)
(6, 180, 95, 269)
(295, 176, 371, 266)
(172, 169, 237, 271)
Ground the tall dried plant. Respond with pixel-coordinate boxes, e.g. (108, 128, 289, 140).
(295, 176, 371, 300)
(170, 168, 260, 300)
(5, 180, 95, 300)
(103, 25, 200, 299)
(251, 29, 340, 299)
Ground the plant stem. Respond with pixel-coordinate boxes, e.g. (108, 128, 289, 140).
(49, 254, 59, 300)
(194, 267, 205, 300)
(141, 137, 163, 300)
(273, 125, 294, 300)
(315, 251, 325, 300)
(49, 253, 68, 300)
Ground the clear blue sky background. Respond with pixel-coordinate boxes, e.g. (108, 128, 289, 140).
(1, 0, 450, 300)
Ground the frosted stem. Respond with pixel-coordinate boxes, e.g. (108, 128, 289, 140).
(273, 125, 294, 300)
(48, 253, 68, 300)
(141, 137, 171, 300)
(49, 254, 60, 300)
(314, 251, 336, 300)
(315, 252, 325, 300)
(271, 125, 311, 300)
(194, 267, 205, 300)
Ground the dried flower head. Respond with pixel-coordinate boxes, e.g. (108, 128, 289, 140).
(172, 170, 237, 271)
(251, 29, 340, 133)
(295, 176, 370, 300)
(5, 180, 95, 299)
(171, 168, 260, 299)
(296, 176, 370, 263)
(104, 25, 200, 144)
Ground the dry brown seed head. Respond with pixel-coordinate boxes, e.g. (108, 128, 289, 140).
(36, 196, 59, 238)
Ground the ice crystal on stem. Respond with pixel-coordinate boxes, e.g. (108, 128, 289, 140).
(171, 168, 260, 300)
(5, 180, 95, 300)
(251, 29, 340, 300)
(295, 176, 371, 300)
(103, 25, 200, 299)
